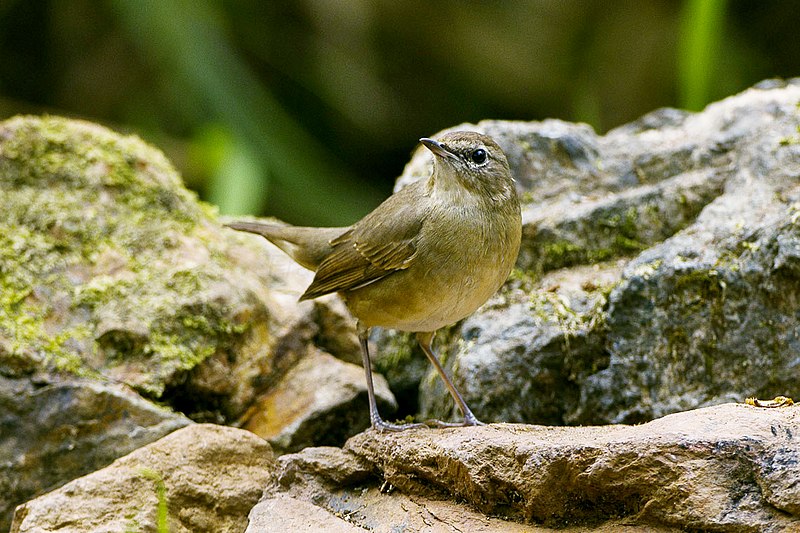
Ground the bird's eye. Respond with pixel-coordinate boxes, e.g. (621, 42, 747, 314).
(470, 148, 487, 165)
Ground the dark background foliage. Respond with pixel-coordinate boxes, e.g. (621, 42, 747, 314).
(1, 0, 798, 224)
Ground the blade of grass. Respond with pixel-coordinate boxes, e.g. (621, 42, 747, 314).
(136, 467, 169, 533)
(677, 0, 728, 111)
(189, 124, 265, 216)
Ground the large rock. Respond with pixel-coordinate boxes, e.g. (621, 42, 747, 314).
(10, 424, 275, 533)
(385, 79, 800, 425)
(0, 115, 314, 421)
(255, 403, 800, 531)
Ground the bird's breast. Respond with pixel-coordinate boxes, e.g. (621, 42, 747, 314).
(343, 199, 521, 332)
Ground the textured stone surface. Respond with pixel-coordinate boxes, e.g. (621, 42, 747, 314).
(0, 115, 320, 421)
(11, 424, 275, 533)
(243, 347, 397, 453)
(262, 404, 799, 532)
(250, 490, 551, 533)
(384, 80, 800, 426)
(257, 446, 552, 533)
(16, 404, 791, 532)
(247, 495, 365, 533)
(0, 371, 191, 533)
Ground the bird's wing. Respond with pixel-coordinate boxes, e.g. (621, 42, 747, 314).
(300, 183, 428, 300)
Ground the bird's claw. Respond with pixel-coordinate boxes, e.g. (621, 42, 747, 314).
(370, 414, 484, 432)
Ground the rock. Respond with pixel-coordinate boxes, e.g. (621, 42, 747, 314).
(15, 404, 792, 532)
(0, 115, 319, 425)
(10, 424, 274, 533)
(250, 489, 545, 533)
(277, 445, 375, 487)
(383, 79, 800, 426)
(0, 368, 191, 533)
(247, 495, 365, 533)
(254, 446, 547, 533)
(579, 81, 800, 424)
(260, 403, 799, 531)
(242, 347, 397, 453)
(309, 296, 362, 366)
(420, 261, 622, 424)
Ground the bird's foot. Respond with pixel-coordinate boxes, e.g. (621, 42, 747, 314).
(371, 418, 484, 432)
(419, 414, 485, 428)
(371, 417, 429, 432)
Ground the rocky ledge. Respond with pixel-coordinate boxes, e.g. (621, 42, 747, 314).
(11, 403, 799, 532)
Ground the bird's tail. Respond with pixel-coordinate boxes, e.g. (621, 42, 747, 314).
(225, 220, 346, 271)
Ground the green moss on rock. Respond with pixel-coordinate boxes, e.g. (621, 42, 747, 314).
(0, 115, 259, 403)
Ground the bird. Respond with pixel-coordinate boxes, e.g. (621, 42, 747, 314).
(227, 131, 522, 431)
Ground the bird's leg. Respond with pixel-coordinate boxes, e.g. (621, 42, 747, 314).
(417, 331, 484, 427)
(358, 323, 426, 432)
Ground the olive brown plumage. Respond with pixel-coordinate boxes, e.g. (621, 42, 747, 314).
(227, 131, 521, 431)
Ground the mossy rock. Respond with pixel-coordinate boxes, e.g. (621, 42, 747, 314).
(0, 115, 295, 421)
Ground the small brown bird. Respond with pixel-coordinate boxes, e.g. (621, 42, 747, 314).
(227, 131, 521, 431)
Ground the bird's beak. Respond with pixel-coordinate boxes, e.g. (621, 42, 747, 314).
(420, 138, 459, 161)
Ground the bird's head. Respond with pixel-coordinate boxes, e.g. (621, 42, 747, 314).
(420, 131, 516, 204)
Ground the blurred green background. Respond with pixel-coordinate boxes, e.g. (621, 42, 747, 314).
(1, 0, 798, 225)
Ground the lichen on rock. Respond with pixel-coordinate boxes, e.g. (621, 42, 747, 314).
(0, 115, 275, 409)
